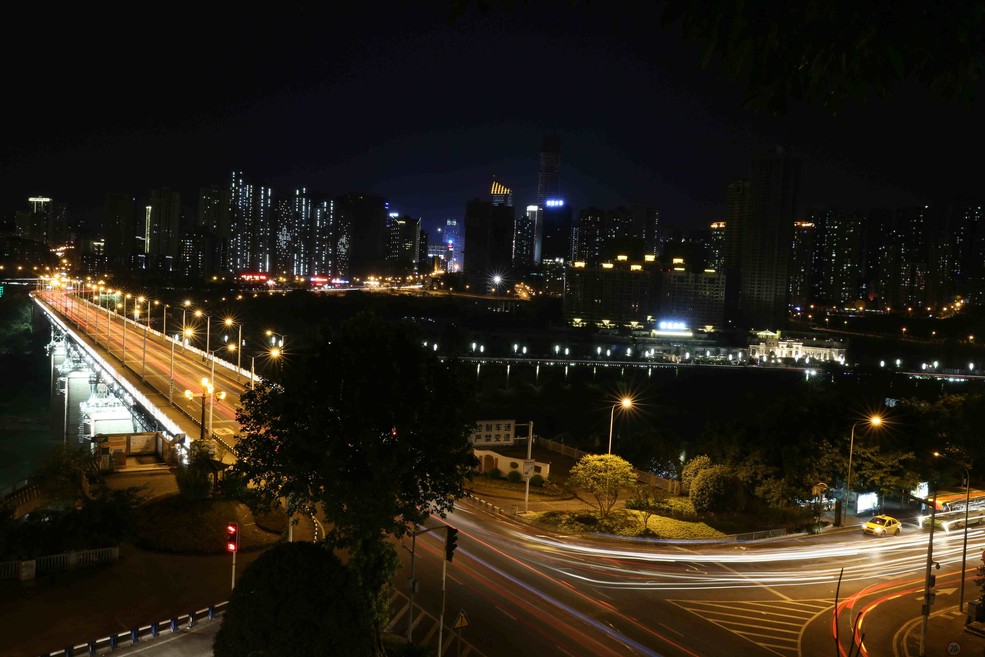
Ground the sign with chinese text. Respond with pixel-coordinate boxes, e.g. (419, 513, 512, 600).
(469, 420, 515, 446)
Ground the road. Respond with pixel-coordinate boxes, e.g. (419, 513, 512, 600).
(30, 288, 985, 657)
(37, 288, 249, 456)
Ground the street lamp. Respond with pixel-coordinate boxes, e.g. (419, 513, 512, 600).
(185, 377, 226, 443)
(195, 309, 212, 356)
(933, 451, 971, 612)
(224, 318, 243, 378)
(185, 378, 212, 443)
(265, 329, 285, 348)
(845, 415, 882, 521)
(607, 397, 633, 455)
(248, 347, 281, 390)
(181, 300, 192, 351)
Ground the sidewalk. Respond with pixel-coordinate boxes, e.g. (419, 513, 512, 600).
(0, 465, 313, 657)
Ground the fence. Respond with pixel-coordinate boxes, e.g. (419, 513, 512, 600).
(539, 438, 681, 494)
(41, 602, 230, 657)
(0, 546, 119, 581)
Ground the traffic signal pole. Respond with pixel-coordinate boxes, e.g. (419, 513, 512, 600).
(404, 524, 459, 651)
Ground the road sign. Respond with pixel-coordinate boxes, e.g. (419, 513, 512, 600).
(452, 609, 470, 629)
(523, 459, 536, 477)
(946, 640, 961, 655)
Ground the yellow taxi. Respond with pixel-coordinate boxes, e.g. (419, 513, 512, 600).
(863, 514, 902, 536)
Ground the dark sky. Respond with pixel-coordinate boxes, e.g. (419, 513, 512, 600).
(2, 2, 981, 235)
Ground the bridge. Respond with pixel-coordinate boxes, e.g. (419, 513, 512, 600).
(31, 286, 257, 465)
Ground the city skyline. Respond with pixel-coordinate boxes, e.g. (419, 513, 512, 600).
(3, 3, 982, 235)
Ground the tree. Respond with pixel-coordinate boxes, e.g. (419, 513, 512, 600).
(174, 438, 215, 501)
(680, 454, 713, 491)
(32, 443, 99, 508)
(690, 464, 744, 513)
(232, 311, 478, 636)
(213, 542, 377, 657)
(568, 454, 636, 518)
(657, 1, 984, 115)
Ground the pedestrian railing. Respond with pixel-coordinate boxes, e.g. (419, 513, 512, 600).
(0, 546, 119, 581)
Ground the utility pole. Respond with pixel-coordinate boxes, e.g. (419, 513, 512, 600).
(919, 492, 939, 657)
(515, 420, 535, 513)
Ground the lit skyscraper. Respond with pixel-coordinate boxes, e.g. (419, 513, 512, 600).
(724, 148, 801, 330)
(537, 134, 560, 210)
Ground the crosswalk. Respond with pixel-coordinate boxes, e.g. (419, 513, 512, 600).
(385, 590, 486, 657)
(669, 598, 832, 657)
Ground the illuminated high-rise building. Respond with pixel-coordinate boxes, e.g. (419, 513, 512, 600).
(335, 193, 388, 280)
(724, 148, 801, 330)
(463, 198, 514, 290)
(788, 220, 815, 309)
(490, 179, 512, 207)
(145, 187, 181, 270)
(537, 134, 560, 210)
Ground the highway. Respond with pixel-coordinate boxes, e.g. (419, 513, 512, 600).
(36, 288, 251, 457)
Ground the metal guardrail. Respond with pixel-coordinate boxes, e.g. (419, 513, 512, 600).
(0, 546, 119, 581)
(41, 602, 230, 657)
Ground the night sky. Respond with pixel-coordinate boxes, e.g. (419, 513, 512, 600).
(2, 2, 982, 235)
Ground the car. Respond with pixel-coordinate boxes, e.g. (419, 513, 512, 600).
(863, 514, 902, 536)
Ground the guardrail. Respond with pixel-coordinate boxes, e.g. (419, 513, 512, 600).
(41, 602, 229, 657)
(0, 546, 119, 581)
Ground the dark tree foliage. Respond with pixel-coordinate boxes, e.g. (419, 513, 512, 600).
(660, 0, 985, 114)
(451, 0, 985, 115)
(212, 542, 377, 657)
(232, 311, 479, 632)
(694, 384, 886, 508)
(32, 443, 100, 507)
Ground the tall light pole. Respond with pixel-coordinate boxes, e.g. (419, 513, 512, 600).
(137, 296, 150, 381)
(168, 339, 176, 405)
(195, 309, 212, 357)
(181, 300, 192, 351)
(934, 451, 971, 612)
(121, 293, 131, 364)
(607, 397, 633, 455)
(225, 318, 243, 378)
(845, 415, 882, 522)
(185, 379, 211, 443)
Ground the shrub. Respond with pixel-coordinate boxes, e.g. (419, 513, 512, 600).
(507, 470, 522, 483)
(486, 467, 502, 480)
(680, 455, 713, 491)
(529, 474, 544, 487)
(689, 465, 744, 513)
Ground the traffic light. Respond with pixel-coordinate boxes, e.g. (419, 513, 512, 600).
(445, 527, 459, 562)
(226, 522, 239, 553)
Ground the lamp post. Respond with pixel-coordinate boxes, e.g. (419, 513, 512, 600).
(121, 293, 131, 364)
(185, 378, 225, 443)
(845, 415, 882, 522)
(168, 338, 176, 405)
(195, 309, 212, 357)
(248, 347, 281, 390)
(225, 318, 243, 379)
(265, 329, 285, 349)
(137, 297, 151, 381)
(185, 379, 212, 443)
(607, 397, 633, 455)
(934, 451, 971, 612)
(181, 300, 192, 351)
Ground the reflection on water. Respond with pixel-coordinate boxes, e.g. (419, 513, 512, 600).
(0, 420, 60, 490)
